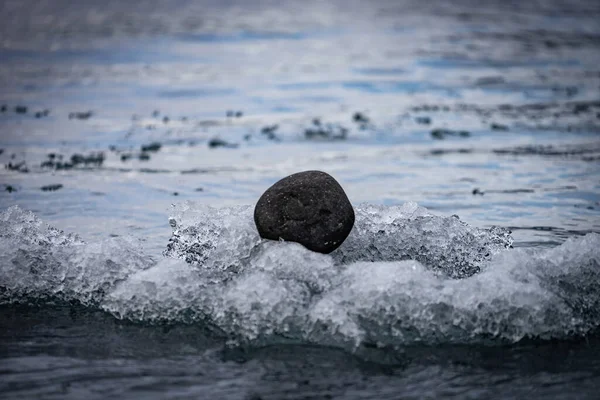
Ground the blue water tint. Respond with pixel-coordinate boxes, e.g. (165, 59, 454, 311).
(252, 94, 339, 106)
(277, 82, 335, 91)
(342, 80, 454, 94)
(549, 191, 600, 202)
(291, 95, 341, 103)
(354, 67, 406, 76)
(0, 45, 200, 65)
(271, 106, 300, 113)
(177, 31, 309, 43)
(419, 58, 581, 69)
(156, 88, 238, 98)
(454, 162, 504, 170)
(2, 1, 600, 399)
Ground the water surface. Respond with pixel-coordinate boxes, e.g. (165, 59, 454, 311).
(1, 0, 600, 398)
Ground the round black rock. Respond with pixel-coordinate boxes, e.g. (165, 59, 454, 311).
(254, 170, 355, 254)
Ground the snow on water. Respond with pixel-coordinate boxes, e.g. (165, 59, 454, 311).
(1, 204, 599, 351)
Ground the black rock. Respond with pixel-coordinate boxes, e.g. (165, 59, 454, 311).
(6, 161, 28, 173)
(260, 124, 279, 141)
(490, 123, 509, 131)
(15, 106, 27, 114)
(352, 112, 369, 124)
(69, 111, 93, 120)
(415, 116, 431, 125)
(41, 184, 63, 192)
(261, 124, 278, 134)
(208, 138, 238, 149)
(138, 152, 150, 161)
(33, 109, 49, 118)
(69, 152, 104, 167)
(141, 142, 162, 152)
(304, 123, 347, 140)
(0, 105, 7, 112)
(352, 112, 371, 130)
(121, 153, 133, 162)
(254, 170, 355, 254)
(431, 128, 470, 140)
(4, 184, 16, 193)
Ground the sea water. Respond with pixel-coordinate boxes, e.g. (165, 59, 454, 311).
(1, 0, 600, 398)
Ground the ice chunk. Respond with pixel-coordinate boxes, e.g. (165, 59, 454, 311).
(111, 233, 600, 349)
(102, 259, 219, 323)
(2, 206, 598, 353)
(163, 202, 261, 273)
(250, 241, 342, 295)
(0, 206, 153, 305)
(333, 203, 513, 278)
(308, 234, 600, 348)
(164, 201, 512, 278)
(0, 205, 83, 246)
(210, 270, 311, 343)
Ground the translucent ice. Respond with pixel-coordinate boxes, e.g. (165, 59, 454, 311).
(333, 203, 513, 278)
(163, 202, 261, 273)
(164, 201, 513, 278)
(0, 206, 153, 305)
(1, 205, 599, 353)
(0, 205, 83, 247)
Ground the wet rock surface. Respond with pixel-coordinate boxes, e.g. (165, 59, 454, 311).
(254, 171, 355, 254)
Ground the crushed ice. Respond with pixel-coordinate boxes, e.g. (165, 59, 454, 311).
(1, 204, 599, 351)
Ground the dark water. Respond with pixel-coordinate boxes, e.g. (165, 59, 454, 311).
(2, 305, 600, 399)
(1, 0, 600, 398)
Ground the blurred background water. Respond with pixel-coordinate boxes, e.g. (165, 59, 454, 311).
(1, 0, 600, 398)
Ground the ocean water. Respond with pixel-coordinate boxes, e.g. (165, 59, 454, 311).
(1, 0, 600, 398)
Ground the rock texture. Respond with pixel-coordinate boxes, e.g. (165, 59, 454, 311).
(254, 171, 355, 254)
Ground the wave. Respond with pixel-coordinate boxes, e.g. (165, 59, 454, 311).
(1, 204, 599, 351)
